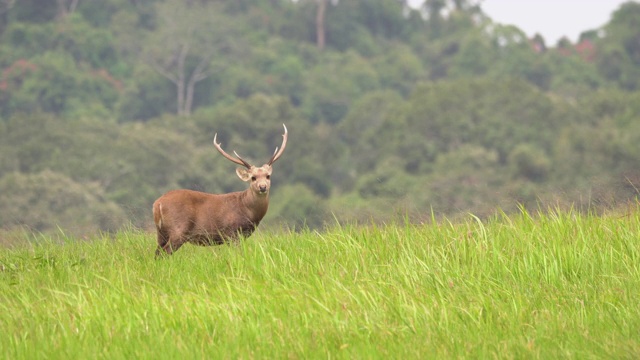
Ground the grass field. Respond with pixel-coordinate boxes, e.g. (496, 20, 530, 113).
(1, 209, 639, 359)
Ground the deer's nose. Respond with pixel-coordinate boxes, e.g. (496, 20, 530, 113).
(259, 184, 268, 193)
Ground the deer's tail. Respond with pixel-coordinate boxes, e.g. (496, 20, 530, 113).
(152, 201, 163, 230)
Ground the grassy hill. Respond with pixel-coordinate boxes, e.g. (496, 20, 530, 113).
(2, 208, 639, 358)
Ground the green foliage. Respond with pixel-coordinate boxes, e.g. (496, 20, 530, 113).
(0, 49, 120, 117)
(508, 143, 551, 182)
(116, 65, 174, 122)
(0, 113, 199, 227)
(0, 0, 640, 232)
(302, 51, 380, 124)
(267, 184, 327, 229)
(0, 171, 125, 233)
(338, 90, 406, 173)
(9, 0, 58, 23)
(3, 13, 119, 69)
(372, 43, 425, 96)
(596, 2, 640, 90)
(404, 77, 564, 161)
(448, 32, 495, 77)
(426, 145, 505, 216)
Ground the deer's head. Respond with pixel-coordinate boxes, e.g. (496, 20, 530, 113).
(213, 124, 288, 197)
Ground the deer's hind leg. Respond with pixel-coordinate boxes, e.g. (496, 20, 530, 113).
(155, 227, 185, 257)
(156, 227, 188, 256)
(160, 238, 184, 256)
(153, 201, 173, 257)
(155, 228, 171, 258)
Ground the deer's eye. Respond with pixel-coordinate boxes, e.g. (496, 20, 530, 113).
(251, 176, 256, 181)
(266, 175, 270, 180)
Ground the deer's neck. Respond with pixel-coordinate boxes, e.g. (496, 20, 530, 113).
(240, 190, 269, 223)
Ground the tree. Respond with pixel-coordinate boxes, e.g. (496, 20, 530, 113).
(315, 0, 327, 50)
(0, 170, 125, 233)
(423, 0, 446, 31)
(595, 1, 640, 90)
(144, 1, 237, 116)
(56, 0, 79, 20)
(422, 0, 481, 38)
(0, 51, 119, 117)
(301, 50, 380, 124)
(266, 184, 327, 229)
(338, 90, 406, 175)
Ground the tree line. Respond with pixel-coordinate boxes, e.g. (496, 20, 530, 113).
(1, 0, 639, 234)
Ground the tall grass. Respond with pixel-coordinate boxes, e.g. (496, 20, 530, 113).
(1, 209, 639, 359)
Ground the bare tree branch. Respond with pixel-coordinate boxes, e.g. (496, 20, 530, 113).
(184, 50, 217, 116)
(149, 61, 178, 84)
(56, 0, 80, 19)
(144, 2, 236, 116)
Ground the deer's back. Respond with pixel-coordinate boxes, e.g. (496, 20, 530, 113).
(153, 189, 254, 240)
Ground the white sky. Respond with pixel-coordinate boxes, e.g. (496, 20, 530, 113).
(408, 0, 634, 44)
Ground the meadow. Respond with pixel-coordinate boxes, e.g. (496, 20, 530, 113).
(1, 209, 639, 359)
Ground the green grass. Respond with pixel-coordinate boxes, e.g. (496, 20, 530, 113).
(1, 209, 639, 359)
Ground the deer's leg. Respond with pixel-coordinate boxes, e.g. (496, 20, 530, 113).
(160, 235, 185, 255)
(228, 233, 243, 247)
(155, 228, 170, 258)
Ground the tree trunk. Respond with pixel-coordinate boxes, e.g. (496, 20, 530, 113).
(316, 0, 326, 50)
(149, 44, 214, 117)
(56, 0, 67, 19)
(184, 58, 210, 117)
(56, 0, 79, 20)
(175, 44, 189, 116)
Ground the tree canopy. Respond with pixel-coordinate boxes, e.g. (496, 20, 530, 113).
(1, 0, 639, 234)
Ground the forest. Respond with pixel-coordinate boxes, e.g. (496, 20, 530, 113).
(1, 0, 640, 235)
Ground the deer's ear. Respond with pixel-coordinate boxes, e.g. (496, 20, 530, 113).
(236, 168, 252, 182)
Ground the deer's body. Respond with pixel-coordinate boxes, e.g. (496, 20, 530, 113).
(153, 189, 267, 248)
(152, 125, 287, 256)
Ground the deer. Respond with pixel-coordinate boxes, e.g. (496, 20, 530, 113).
(152, 124, 288, 256)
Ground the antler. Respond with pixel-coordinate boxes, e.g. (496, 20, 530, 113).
(213, 133, 252, 169)
(267, 124, 288, 165)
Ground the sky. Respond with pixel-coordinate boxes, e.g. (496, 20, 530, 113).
(408, 0, 633, 44)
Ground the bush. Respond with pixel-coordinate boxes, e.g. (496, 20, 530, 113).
(0, 171, 126, 234)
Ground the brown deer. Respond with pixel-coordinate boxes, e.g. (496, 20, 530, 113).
(152, 124, 288, 256)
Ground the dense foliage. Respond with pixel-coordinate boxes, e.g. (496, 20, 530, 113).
(1, 0, 640, 233)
